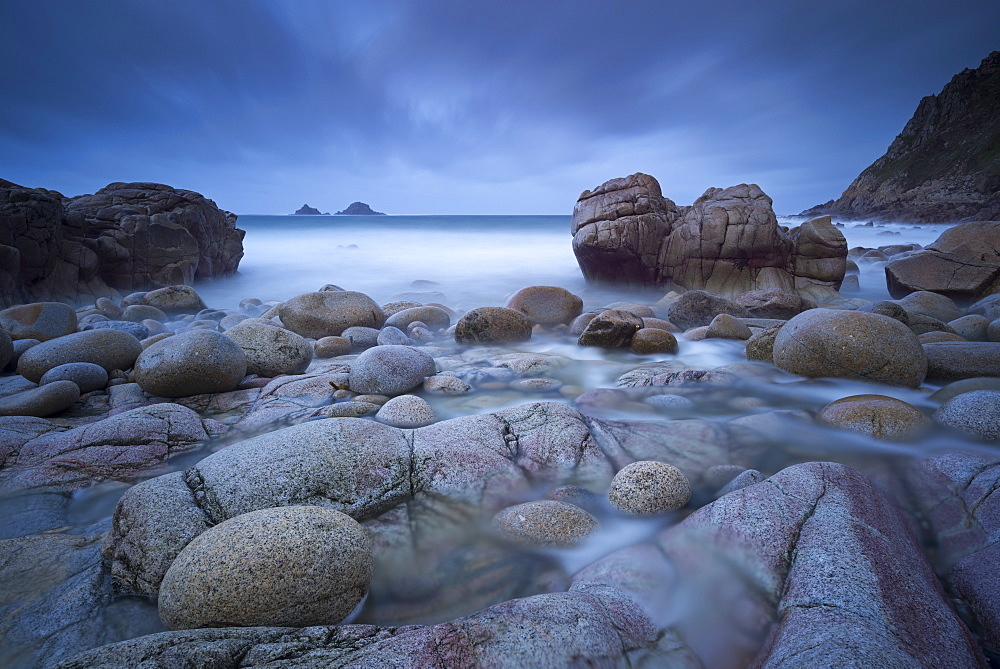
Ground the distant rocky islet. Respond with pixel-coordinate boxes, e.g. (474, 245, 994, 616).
(291, 201, 385, 215)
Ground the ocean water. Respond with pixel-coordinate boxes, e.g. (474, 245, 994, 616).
(194, 214, 950, 311)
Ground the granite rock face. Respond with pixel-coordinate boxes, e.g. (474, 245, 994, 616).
(0, 181, 244, 308)
(803, 51, 1000, 223)
(571, 174, 846, 298)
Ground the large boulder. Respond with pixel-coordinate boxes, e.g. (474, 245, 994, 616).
(224, 321, 312, 377)
(571, 174, 847, 297)
(773, 308, 927, 387)
(504, 286, 583, 326)
(278, 291, 385, 338)
(16, 328, 143, 382)
(348, 345, 436, 395)
(885, 221, 1000, 304)
(134, 330, 247, 398)
(0, 181, 244, 307)
(0, 302, 77, 341)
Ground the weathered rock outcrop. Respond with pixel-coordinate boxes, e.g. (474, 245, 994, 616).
(885, 220, 1000, 303)
(335, 202, 385, 215)
(0, 181, 245, 308)
(292, 204, 327, 215)
(803, 51, 1000, 223)
(571, 174, 847, 299)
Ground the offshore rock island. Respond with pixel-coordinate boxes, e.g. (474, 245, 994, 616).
(804, 50, 1000, 223)
(335, 201, 385, 215)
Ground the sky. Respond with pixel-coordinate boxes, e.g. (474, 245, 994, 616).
(1, 1, 998, 215)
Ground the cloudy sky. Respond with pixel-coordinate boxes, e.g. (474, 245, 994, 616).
(2, 1, 997, 215)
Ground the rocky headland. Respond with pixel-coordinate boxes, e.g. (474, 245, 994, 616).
(803, 50, 1000, 223)
(0, 181, 245, 309)
(1, 184, 1000, 667)
(336, 202, 386, 215)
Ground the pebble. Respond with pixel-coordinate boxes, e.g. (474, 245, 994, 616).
(16, 329, 143, 382)
(455, 307, 532, 345)
(0, 302, 77, 341)
(608, 461, 691, 514)
(375, 394, 437, 427)
(933, 390, 1000, 441)
(493, 500, 599, 547)
(157, 506, 372, 629)
(39, 362, 109, 393)
(314, 336, 351, 358)
(225, 321, 313, 377)
(134, 330, 247, 398)
(504, 286, 583, 326)
(630, 328, 678, 354)
(818, 394, 930, 441)
(348, 345, 436, 395)
(0, 380, 80, 417)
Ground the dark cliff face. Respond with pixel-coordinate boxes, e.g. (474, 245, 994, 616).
(804, 51, 1000, 223)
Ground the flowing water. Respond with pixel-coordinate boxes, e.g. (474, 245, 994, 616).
(7, 213, 988, 665)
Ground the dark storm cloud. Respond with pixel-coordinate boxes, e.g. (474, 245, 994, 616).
(1, 0, 998, 213)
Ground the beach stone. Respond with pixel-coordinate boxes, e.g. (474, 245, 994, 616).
(608, 461, 691, 514)
(546, 485, 603, 513)
(716, 468, 764, 497)
(504, 286, 583, 326)
(218, 313, 247, 330)
(667, 290, 751, 330)
(735, 289, 812, 320)
(990, 319, 1000, 342)
(5, 339, 39, 372)
(0, 380, 79, 417)
(702, 464, 749, 491)
(933, 390, 1000, 441)
(95, 296, 122, 318)
(278, 291, 385, 338)
(375, 394, 437, 428)
(80, 319, 150, 339)
(640, 317, 679, 332)
(924, 342, 1000, 382)
(16, 328, 143, 382)
(818, 394, 930, 441)
(0, 327, 12, 370)
(120, 292, 147, 307)
(384, 306, 451, 332)
(644, 394, 696, 413)
(348, 345, 436, 395)
(772, 308, 926, 387)
(0, 302, 77, 341)
(142, 285, 207, 315)
(494, 500, 598, 547)
(314, 336, 351, 358)
(860, 300, 910, 325)
(705, 313, 752, 340)
(919, 332, 965, 344)
(158, 506, 372, 630)
(629, 328, 678, 354)
(455, 307, 532, 345)
(423, 374, 472, 394)
(134, 330, 247, 398)
(906, 312, 957, 336)
(353, 394, 389, 405)
(379, 300, 423, 318)
(77, 313, 109, 327)
(745, 324, 783, 363)
(896, 291, 962, 323)
(950, 315, 990, 341)
(39, 362, 108, 393)
(224, 321, 312, 377)
(569, 312, 598, 335)
(377, 326, 410, 346)
(315, 401, 380, 418)
(578, 309, 643, 348)
(121, 304, 167, 323)
(341, 326, 380, 351)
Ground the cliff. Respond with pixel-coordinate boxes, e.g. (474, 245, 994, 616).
(803, 51, 1000, 223)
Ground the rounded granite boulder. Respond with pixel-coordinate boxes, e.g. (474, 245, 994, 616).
(493, 500, 599, 547)
(0, 302, 77, 341)
(818, 394, 930, 441)
(504, 286, 583, 326)
(39, 362, 109, 394)
(0, 380, 80, 417)
(629, 328, 678, 354)
(772, 309, 927, 388)
(279, 291, 385, 338)
(134, 330, 247, 398)
(224, 321, 313, 377)
(0, 327, 12, 370)
(374, 394, 437, 428)
(933, 390, 1000, 441)
(314, 336, 351, 358)
(121, 304, 168, 324)
(348, 345, 436, 395)
(16, 329, 143, 382)
(384, 306, 451, 332)
(455, 307, 532, 345)
(142, 285, 207, 315)
(608, 461, 691, 514)
(578, 309, 643, 348)
(158, 506, 373, 630)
